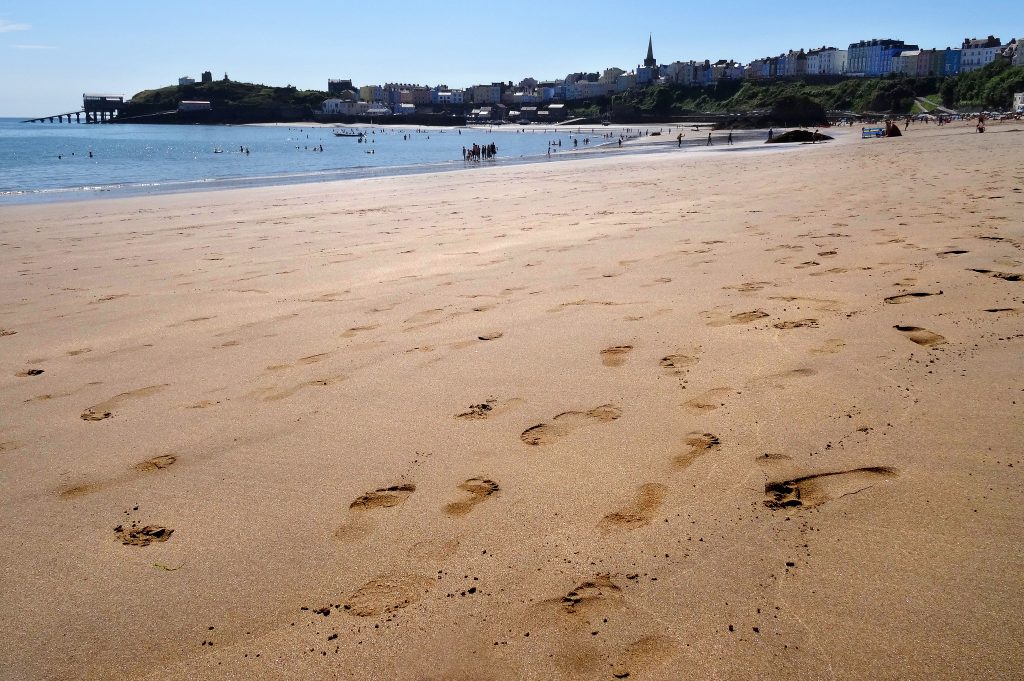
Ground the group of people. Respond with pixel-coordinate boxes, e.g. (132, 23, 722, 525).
(463, 143, 496, 161)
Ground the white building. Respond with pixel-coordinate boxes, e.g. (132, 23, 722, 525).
(961, 36, 1002, 72)
(178, 76, 195, 86)
(806, 47, 847, 74)
(321, 99, 370, 115)
(1014, 92, 1024, 113)
(178, 100, 210, 111)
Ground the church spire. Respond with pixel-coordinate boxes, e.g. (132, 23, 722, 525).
(644, 34, 657, 68)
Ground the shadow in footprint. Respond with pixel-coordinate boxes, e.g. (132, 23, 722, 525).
(969, 268, 1022, 282)
(660, 349, 700, 374)
(443, 478, 500, 517)
(601, 345, 634, 367)
(334, 483, 416, 540)
(884, 291, 942, 304)
(772, 319, 819, 329)
(894, 325, 946, 346)
(764, 466, 898, 510)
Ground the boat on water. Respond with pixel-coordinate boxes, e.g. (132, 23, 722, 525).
(332, 128, 365, 138)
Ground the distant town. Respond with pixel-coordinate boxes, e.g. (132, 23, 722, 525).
(22, 33, 1024, 125)
(301, 35, 1024, 122)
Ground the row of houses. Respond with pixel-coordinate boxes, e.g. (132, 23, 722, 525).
(320, 34, 1023, 116)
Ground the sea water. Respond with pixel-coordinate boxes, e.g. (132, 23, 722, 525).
(0, 118, 767, 203)
(0, 119, 625, 203)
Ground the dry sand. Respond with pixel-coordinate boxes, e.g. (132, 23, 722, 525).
(1, 121, 1022, 680)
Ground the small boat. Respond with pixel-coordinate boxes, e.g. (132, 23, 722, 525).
(333, 128, 365, 138)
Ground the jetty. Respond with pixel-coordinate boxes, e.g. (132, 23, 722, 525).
(22, 94, 125, 124)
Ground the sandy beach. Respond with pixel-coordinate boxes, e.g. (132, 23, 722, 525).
(1, 121, 1022, 680)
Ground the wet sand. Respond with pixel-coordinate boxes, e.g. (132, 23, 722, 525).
(0, 120, 1022, 680)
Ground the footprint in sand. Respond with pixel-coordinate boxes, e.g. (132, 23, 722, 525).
(749, 368, 816, 388)
(16, 369, 45, 377)
(443, 478, 500, 517)
(764, 466, 898, 510)
(884, 291, 943, 304)
(81, 385, 168, 421)
(59, 454, 179, 499)
(659, 349, 700, 374)
(894, 326, 946, 346)
(334, 483, 415, 540)
(402, 308, 445, 331)
(343, 574, 433, 617)
(809, 338, 846, 355)
(703, 310, 769, 327)
(133, 454, 177, 472)
(601, 345, 634, 367)
(298, 353, 331, 365)
(477, 331, 503, 341)
(251, 374, 346, 401)
(673, 433, 720, 470)
(610, 636, 683, 680)
(682, 387, 735, 412)
(968, 268, 1022, 282)
(115, 522, 174, 546)
(520, 404, 622, 446)
(723, 281, 774, 293)
(550, 574, 624, 615)
(455, 398, 523, 420)
(91, 293, 129, 304)
(755, 452, 793, 465)
(598, 483, 667, 531)
(772, 319, 819, 329)
(341, 324, 380, 338)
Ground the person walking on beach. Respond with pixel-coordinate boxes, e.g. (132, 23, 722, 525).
(706, 132, 713, 146)
(677, 132, 683, 147)
(767, 128, 774, 141)
(727, 131, 733, 145)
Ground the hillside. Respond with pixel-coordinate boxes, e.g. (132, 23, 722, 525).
(604, 59, 1024, 118)
(121, 80, 328, 121)
(117, 60, 1024, 125)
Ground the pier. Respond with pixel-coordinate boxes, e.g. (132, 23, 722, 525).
(22, 94, 125, 124)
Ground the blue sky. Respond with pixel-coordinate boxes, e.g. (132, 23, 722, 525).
(1, 1, 1019, 115)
